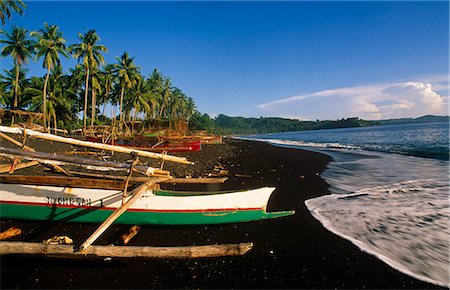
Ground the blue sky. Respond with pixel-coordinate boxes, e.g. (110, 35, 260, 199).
(2, 1, 449, 120)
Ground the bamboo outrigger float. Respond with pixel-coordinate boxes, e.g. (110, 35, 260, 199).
(0, 126, 294, 257)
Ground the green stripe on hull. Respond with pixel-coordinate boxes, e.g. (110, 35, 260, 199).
(0, 203, 295, 225)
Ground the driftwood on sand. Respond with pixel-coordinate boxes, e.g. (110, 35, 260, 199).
(0, 241, 253, 259)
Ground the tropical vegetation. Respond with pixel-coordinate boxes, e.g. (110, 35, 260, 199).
(0, 4, 200, 134)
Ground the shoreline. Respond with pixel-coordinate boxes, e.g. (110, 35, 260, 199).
(0, 138, 442, 289)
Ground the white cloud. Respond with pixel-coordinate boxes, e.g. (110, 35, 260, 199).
(257, 78, 448, 120)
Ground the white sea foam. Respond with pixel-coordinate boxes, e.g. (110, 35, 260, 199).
(236, 135, 450, 286)
(305, 179, 449, 287)
(234, 137, 361, 150)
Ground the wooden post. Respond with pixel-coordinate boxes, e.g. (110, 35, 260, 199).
(118, 225, 140, 245)
(122, 156, 139, 204)
(0, 227, 21, 241)
(78, 178, 168, 252)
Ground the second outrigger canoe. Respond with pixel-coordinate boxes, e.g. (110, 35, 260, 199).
(0, 181, 294, 225)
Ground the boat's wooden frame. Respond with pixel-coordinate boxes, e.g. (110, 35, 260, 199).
(0, 126, 293, 257)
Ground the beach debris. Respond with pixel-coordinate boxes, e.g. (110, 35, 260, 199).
(235, 173, 252, 178)
(0, 241, 254, 259)
(0, 227, 22, 240)
(118, 225, 141, 245)
(0, 160, 39, 174)
(207, 164, 229, 177)
(43, 236, 73, 245)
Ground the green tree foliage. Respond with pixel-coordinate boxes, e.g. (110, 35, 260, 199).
(30, 23, 69, 131)
(69, 29, 107, 129)
(0, 25, 34, 121)
(0, 0, 26, 26)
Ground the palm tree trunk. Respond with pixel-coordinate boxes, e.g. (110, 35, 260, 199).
(102, 102, 107, 122)
(11, 64, 20, 126)
(53, 113, 57, 134)
(132, 108, 137, 135)
(91, 89, 96, 136)
(83, 68, 90, 135)
(119, 86, 125, 130)
(42, 66, 51, 132)
(159, 103, 165, 119)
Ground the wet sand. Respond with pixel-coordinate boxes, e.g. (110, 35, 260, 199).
(0, 138, 442, 289)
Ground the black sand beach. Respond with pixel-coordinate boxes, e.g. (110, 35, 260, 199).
(0, 138, 443, 289)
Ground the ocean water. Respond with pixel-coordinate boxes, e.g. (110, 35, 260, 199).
(239, 122, 450, 287)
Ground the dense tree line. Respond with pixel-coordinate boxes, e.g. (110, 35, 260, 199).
(210, 115, 374, 134)
(0, 1, 197, 132)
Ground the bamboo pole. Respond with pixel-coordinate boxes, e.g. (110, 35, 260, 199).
(0, 131, 69, 175)
(0, 241, 253, 258)
(0, 126, 193, 165)
(78, 179, 168, 252)
(0, 161, 39, 174)
(0, 147, 171, 177)
(66, 171, 228, 184)
(0, 174, 228, 187)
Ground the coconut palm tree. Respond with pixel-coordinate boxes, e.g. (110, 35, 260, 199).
(30, 23, 69, 131)
(0, 80, 6, 106)
(0, 64, 28, 109)
(98, 63, 115, 121)
(158, 77, 172, 119)
(184, 96, 196, 124)
(27, 69, 74, 131)
(69, 29, 107, 131)
(89, 69, 103, 127)
(0, 25, 34, 124)
(114, 51, 139, 127)
(125, 76, 151, 133)
(68, 64, 85, 114)
(0, 0, 26, 26)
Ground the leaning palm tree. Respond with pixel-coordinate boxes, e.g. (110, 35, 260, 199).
(0, 0, 26, 26)
(69, 29, 107, 131)
(114, 51, 139, 127)
(0, 25, 34, 124)
(30, 23, 69, 131)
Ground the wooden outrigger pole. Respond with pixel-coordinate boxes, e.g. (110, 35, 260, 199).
(0, 131, 69, 175)
(0, 126, 193, 165)
(77, 179, 166, 252)
(0, 147, 170, 177)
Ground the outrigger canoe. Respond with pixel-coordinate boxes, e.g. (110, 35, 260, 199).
(85, 136, 202, 153)
(0, 182, 294, 225)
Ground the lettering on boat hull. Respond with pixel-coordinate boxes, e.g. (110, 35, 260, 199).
(46, 196, 92, 207)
